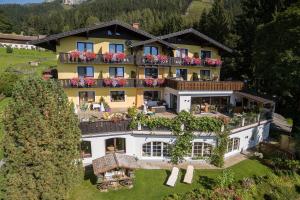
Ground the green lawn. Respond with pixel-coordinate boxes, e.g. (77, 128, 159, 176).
(184, 0, 213, 23)
(70, 159, 272, 200)
(0, 47, 56, 75)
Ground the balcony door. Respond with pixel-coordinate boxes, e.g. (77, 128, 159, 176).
(176, 69, 187, 80)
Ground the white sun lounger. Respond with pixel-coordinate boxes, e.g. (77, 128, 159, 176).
(166, 167, 179, 187)
(183, 165, 194, 184)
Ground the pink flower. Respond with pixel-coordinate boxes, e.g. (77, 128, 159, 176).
(145, 78, 154, 87)
(193, 58, 201, 65)
(183, 56, 192, 65)
(104, 53, 113, 62)
(145, 54, 153, 62)
(116, 52, 126, 61)
(84, 52, 96, 61)
(70, 77, 79, 87)
(69, 51, 80, 61)
(84, 77, 95, 87)
(103, 78, 112, 86)
(157, 79, 165, 86)
(157, 55, 168, 63)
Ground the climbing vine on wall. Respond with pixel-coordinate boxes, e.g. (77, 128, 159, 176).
(129, 109, 227, 165)
(210, 131, 229, 167)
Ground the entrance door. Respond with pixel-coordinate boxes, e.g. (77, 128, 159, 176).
(170, 94, 177, 111)
(176, 69, 187, 80)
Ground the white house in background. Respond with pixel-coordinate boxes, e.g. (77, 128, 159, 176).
(0, 33, 45, 50)
(63, 0, 87, 5)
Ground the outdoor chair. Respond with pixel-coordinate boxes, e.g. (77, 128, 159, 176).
(183, 165, 194, 184)
(166, 167, 179, 187)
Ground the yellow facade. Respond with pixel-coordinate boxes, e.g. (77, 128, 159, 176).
(57, 35, 223, 111)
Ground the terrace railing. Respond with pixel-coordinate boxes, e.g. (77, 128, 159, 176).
(59, 78, 136, 88)
(80, 119, 131, 134)
(59, 52, 134, 64)
(165, 79, 244, 91)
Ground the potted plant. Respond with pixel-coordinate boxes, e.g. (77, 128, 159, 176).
(193, 52, 199, 58)
(116, 52, 126, 62)
(84, 77, 95, 87)
(103, 78, 112, 87)
(103, 52, 113, 62)
(117, 78, 127, 87)
(193, 57, 201, 65)
(70, 77, 79, 87)
(85, 51, 96, 61)
(183, 56, 192, 65)
(69, 50, 80, 62)
(111, 79, 118, 87)
(145, 54, 153, 63)
(144, 78, 154, 87)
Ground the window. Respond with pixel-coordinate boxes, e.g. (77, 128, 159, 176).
(142, 142, 171, 157)
(110, 91, 125, 102)
(201, 50, 212, 59)
(107, 30, 121, 36)
(175, 48, 188, 58)
(79, 91, 95, 104)
(78, 66, 94, 77)
(227, 138, 240, 152)
(105, 138, 126, 154)
(144, 46, 158, 55)
(152, 142, 162, 157)
(109, 67, 124, 78)
(142, 142, 151, 157)
(200, 70, 211, 79)
(80, 141, 92, 158)
(144, 91, 160, 101)
(176, 69, 188, 80)
(145, 67, 158, 78)
(109, 44, 124, 53)
(77, 42, 93, 52)
(192, 142, 213, 158)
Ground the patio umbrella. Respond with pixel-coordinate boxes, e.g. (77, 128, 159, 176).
(100, 102, 105, 112)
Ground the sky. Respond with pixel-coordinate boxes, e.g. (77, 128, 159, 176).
(0, 0, 43, 4)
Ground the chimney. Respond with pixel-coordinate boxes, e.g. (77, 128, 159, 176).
(132, 23, 140, 29)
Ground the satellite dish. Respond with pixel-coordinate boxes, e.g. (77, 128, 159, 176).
(125, 40, 133, 46)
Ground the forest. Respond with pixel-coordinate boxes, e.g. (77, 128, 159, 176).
(0, 0, 299, 127)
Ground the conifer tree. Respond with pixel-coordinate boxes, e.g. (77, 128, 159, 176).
(2, 78, 82, 200)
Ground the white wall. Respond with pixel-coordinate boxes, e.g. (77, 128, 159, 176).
(0, 42, 38, 50)
(225, 122, 270, 157)
(81, 122, 271, 165)
(178, 95, 191, 112)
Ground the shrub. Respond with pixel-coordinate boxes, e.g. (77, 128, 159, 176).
(6, 46, 13, 53)
(0, 71, 21, 97)
(215, 169, 235, 188)
(127, 106, 138, 118)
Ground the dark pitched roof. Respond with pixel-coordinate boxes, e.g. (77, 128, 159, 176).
(158, 28, 233, 53)
(0, 33, 45, 41)
(130, 38, 177, 49)
(92, 153, 138, 176)
(30, 20, 156, 51)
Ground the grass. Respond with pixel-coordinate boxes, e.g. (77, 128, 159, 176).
(0, 47, 56, 76)
(69, 159, 273, 200)
(184, 0, 213, 24)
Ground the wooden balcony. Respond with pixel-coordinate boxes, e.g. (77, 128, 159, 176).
(165, 79, 244, 91)
(59, 52, 134, 65)
(136, 56, 222, 67)
(59, 78, 136, 88)
(80, 119, 131, 134)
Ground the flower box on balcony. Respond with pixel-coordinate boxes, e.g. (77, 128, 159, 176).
(104, 52, 128, 63)
(205, 58, 222, 66)
(70, 77, 95, 88)
(69, 51, 96, 62)
(103, 78, 127, 87)
(144, 78, 165, 87)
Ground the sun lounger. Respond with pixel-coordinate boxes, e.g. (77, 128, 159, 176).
(166, 167, 179, 187)
(183, 165, 194, 184)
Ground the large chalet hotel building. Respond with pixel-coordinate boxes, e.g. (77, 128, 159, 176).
(32, 21, 274, 166)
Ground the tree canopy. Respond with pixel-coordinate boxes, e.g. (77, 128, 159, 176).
(2, 78, 82, 199)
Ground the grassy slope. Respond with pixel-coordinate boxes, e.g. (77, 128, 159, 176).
(184, 0, 213, 25)
(70, 159, 272, 200)
(0, 48, 56, 75)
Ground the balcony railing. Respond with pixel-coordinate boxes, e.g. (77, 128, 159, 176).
(136, 55, 222, 67)
(80, 119, 131, 134)
(136, 79, 165, 88)
(59, 52, 134, 64)
(165, 79, 244, 91)
(59, 78, 136, 88)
